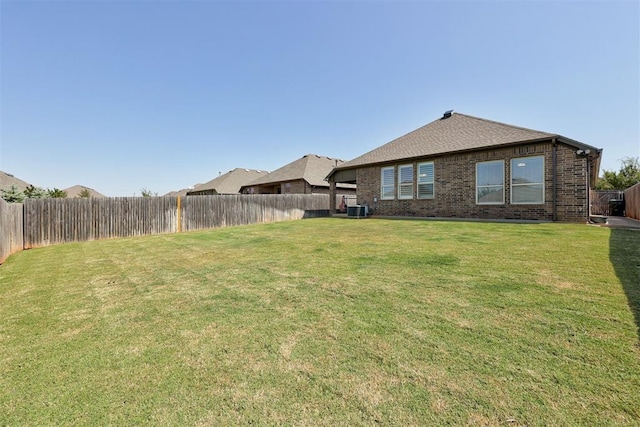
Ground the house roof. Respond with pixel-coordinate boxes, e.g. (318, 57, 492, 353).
(187, 168, 269, 195)
(244, 154, 352, 188)
(330, 112, 600, 174)
(0, 171, 32, 192)
(64, 185, 106, 198)
(164, 185, 201, 197)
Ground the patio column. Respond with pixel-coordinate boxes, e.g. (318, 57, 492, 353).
(329, 180, 336, 215)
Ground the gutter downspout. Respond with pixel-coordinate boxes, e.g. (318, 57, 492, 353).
(552, 138, 557, 221)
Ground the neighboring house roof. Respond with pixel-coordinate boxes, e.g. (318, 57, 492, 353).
(187, 168, 269, 195)
(330, 112, 600, 174)
(245, 154, 355, 188)
(0, 171, 32, 192)
(164, 184, 201, 197)
(64, 185, 106, 198)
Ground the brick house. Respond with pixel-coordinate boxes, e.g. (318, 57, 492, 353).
(241, 154, 356, 204)
(327, 111, 602, 222)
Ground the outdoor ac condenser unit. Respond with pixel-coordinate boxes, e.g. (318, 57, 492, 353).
(347, 205, 368, 218)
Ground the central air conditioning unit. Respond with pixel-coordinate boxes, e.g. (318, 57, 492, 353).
(347, 205, 368, 218)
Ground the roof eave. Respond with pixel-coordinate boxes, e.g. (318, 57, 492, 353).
(329, 135, 604, 177)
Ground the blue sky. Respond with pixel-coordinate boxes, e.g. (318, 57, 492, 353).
(1, 0, 638, 197)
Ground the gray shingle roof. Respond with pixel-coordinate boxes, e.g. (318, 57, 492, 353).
(334, 112, 596, 171)
(246, 154, 350, 188)
(188, 168, 269, 195)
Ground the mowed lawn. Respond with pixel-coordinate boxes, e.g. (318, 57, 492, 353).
(1, 218, 639, 426)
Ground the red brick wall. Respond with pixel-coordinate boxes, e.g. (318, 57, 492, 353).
(353, 142, 590, 222)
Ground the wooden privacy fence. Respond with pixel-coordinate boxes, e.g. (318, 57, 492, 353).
(23, 197, 178, 248)
(180, 194, 329, 231)
(624, 183, 640, 221)
(21, 194, 329, 249)
(0, 198, 24, 264)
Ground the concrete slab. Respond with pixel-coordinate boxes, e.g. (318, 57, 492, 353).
(601, 216, 640, 229)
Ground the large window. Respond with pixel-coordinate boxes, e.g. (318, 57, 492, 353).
(398, 164, 414, 199)
(476, 160, 504, 204)
(381, 167, 395, 200)
(417, 162, 434, 199)
(511, 156, 544, 204)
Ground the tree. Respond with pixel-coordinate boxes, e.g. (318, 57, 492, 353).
(140, 188, 157, 197)
(0, 185, 25, 203)
(48, 188, 68, 198)
(78, 188, 91, 198)
(24, 185, 47, 199)
(596, 157, 640, 190)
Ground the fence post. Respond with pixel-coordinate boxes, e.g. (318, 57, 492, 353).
(177, 196, 181, 233)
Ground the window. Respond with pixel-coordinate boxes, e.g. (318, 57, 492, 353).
(381, 167, 395, 200)
(511, 156, 544, 204)
(476, 160, 504, 204)
(398, 164, 413, 199)
(417, 162, 434, 199)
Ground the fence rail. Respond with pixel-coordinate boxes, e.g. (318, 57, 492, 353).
(0, 198, 24, 264)
(624, 183, 640, 221)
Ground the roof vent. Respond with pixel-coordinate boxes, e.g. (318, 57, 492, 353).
(442, 110, 453, 119)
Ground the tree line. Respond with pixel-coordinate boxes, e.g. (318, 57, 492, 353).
(595, 157, 640, 191)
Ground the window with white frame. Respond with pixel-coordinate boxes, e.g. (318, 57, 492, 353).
(511, 156, 544, 204)
(417, 162, 434, 199)
(398, 164, 414, 199)
(476, 160, 504, 204)
(381, 166, 395, 200)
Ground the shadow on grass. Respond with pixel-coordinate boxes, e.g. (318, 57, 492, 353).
(609, 228, 640, 341)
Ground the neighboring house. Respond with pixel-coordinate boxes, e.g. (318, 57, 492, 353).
(0, 170, 32, 192)
(64, 185, 105, 198)
(187, 168, 269, 195)
(327, 111, 602, 222)
(164, 185, 201, 197)
(240, 154, 356, 203)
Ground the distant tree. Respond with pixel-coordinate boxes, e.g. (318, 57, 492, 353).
(78, 188, 91, 198)
(24, 185, 47, 199)
(140, 188, 157, 197)
(1, 185, 25, 203)
(596, 157, 640, 190)
(48, 188, 68, 198)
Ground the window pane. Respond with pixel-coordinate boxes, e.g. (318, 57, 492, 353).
(399, 165, 413, 184)
(477, 186, 504, 204)
(418, 163, 434, 183)
(512, 184, 543, 203)
(418, 183, 434, 199)
(477, 162, 503, 186)
(382, 168, 394, 186)
(511, 157, 543, 184)
(382, 187, 395, 199)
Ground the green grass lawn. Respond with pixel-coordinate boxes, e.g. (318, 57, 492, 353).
(1, 218, 639, 425)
